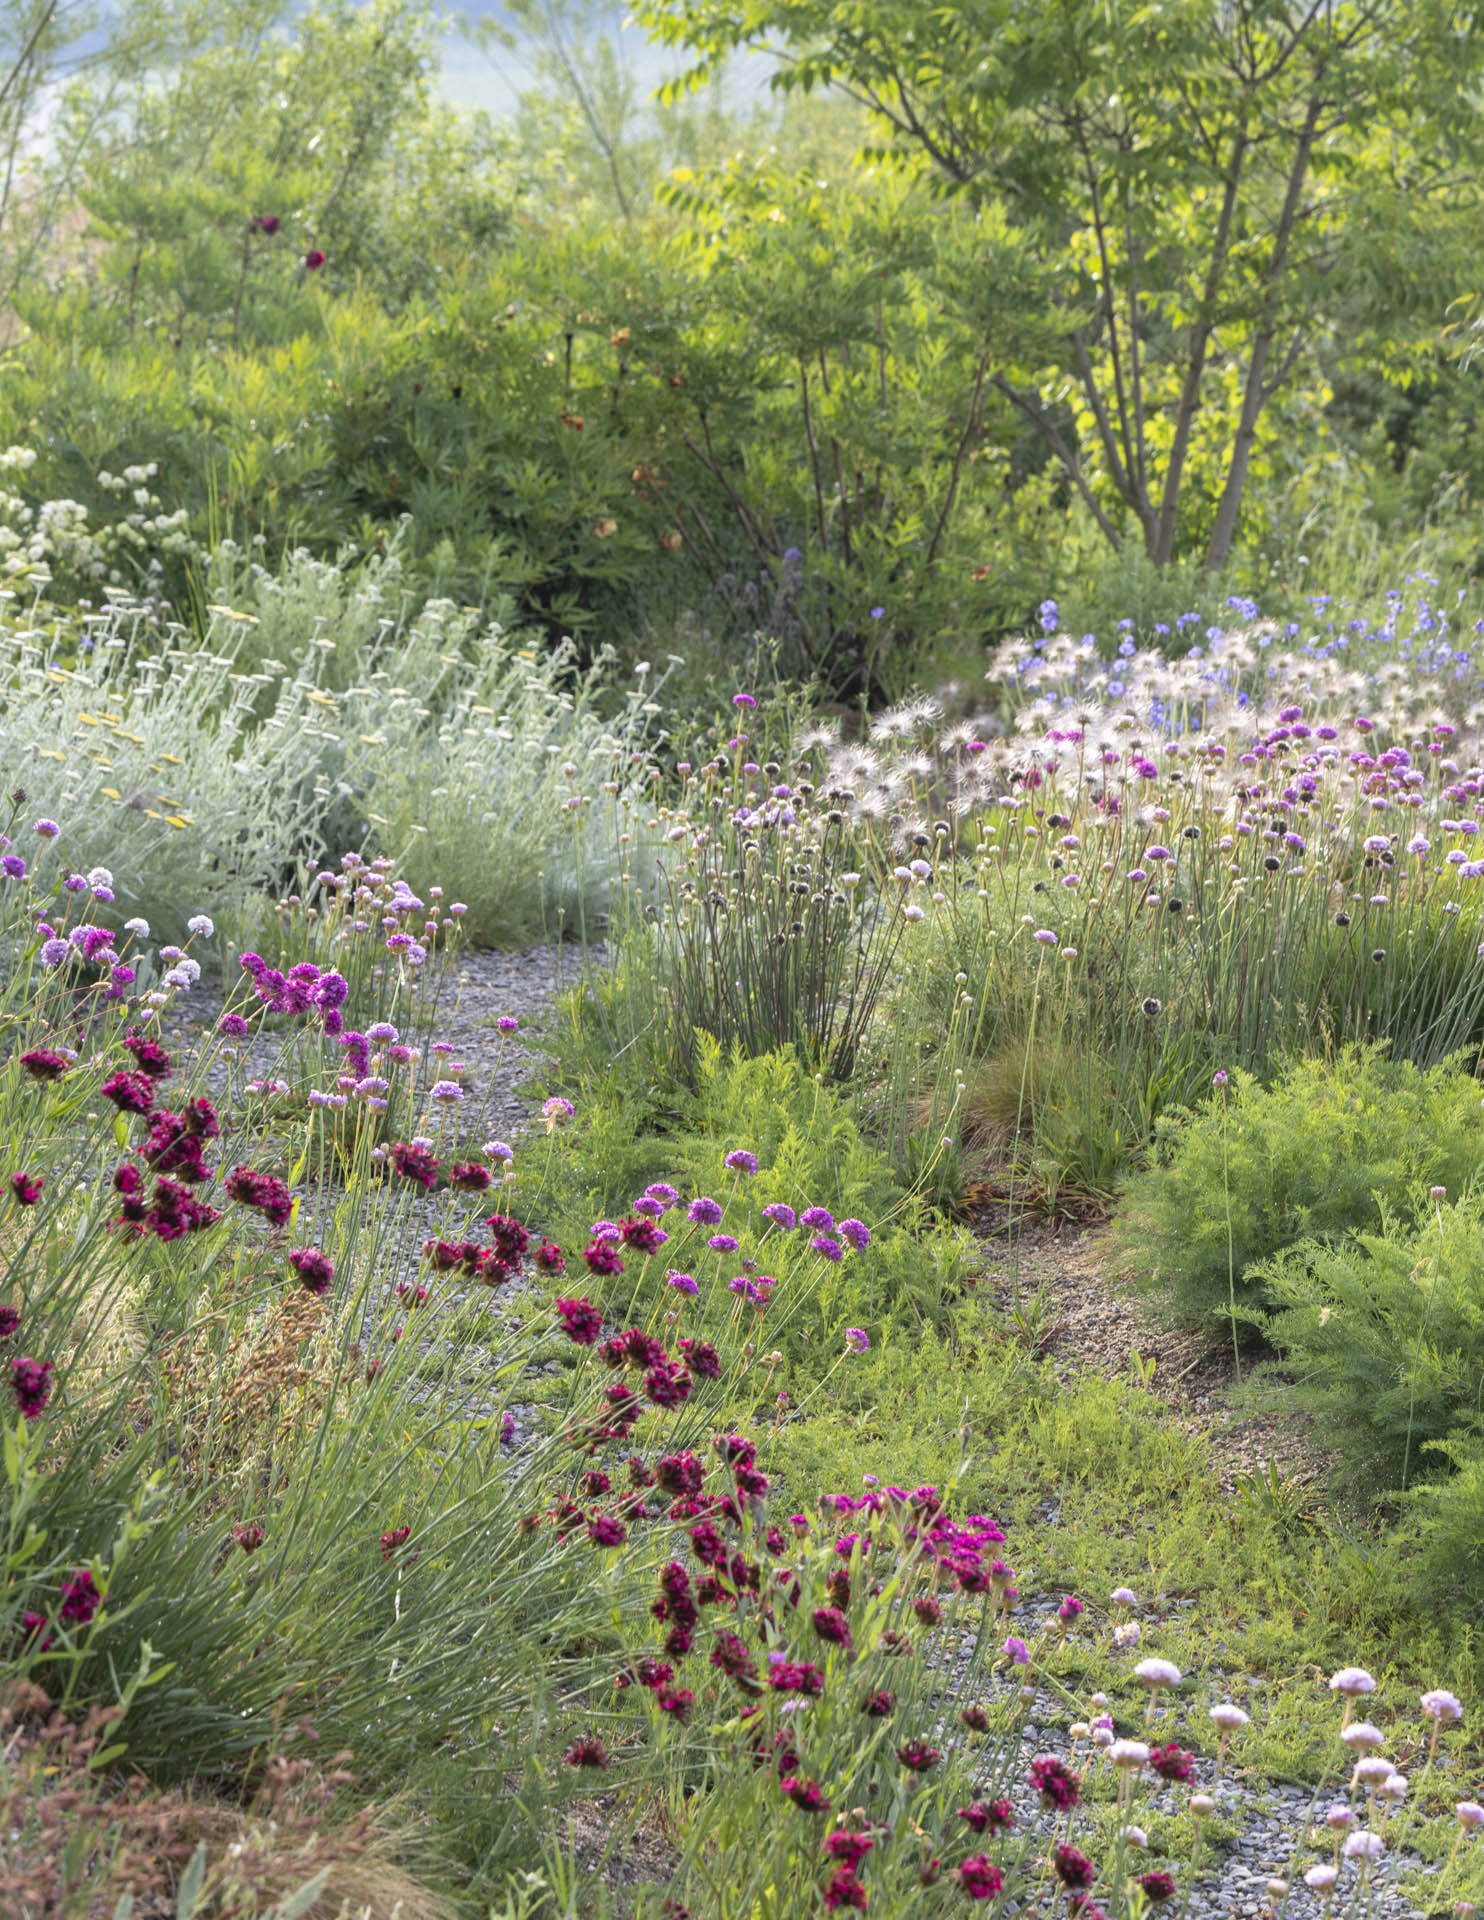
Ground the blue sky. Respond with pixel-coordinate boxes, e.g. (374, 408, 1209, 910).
(437, 6, 737, 117)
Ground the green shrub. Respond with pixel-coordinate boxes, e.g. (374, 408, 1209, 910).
(1112, 1048, 1484, 1330)
(1258, 1194, 1484, 1495)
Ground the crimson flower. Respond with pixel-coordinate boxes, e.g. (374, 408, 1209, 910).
(10, 1172, 42, 1205)
(10, 1357, 53, 1417)
(959, 1856, 1003, 1901)
(563, 1734, 608, 1769)
(304, 248, 326, 270)
(288, 1248, 334, 1295)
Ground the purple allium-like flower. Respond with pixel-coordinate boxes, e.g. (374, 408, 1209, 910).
(39, 938, 70, 966)
(838, 1218, 870, 1250)
(33, 819, 59, 838)
(542, 1096, 575, 1127)
(1003, 1634, 1029, 1666)
(732, 692, 757, 708)
(497, 1016, 519, 1032)
(799, 1206, 834, 1231)
(761, 1203, 796, 1230)
(723, 1149, 758, 1174)
(429, 1079, 463, 1102)
(666, 1270, 698, 1295)
(217, 1012, 251, 1039)
(811, 1234, 843, 1262)
(10, 1357, 53, 1418)
(645, 1182, 680, 1206)
(1058, 1594, 1084, 1624)
(706, 1233, 738, 1252)
(1, 854, 26, 880)
(687, 1196, 723, 1225)
(484, 1140, 515, 1163)
(844, 1328, 869, 1353)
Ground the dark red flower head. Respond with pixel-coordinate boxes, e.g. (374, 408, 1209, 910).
(563, 1734, 608, 1769)
(59, 1570, 102, 1626)
(1052, 1843, 1095, 1890)
(233, 1523, 264, 1553)
(255, 214, 280, 234)
(100, 1070, 156, 1114)
(822, 1867, 868, 1911)
(304, 248, 326, 270)
(959, 1856, 1003, 1901)
(19, 1049, 69, 1081)
(1139, 1872, 1177, 1903)
(0, 1305, 19, 1341)
(533, 1238, 566, 1275)
(959, 1798, 1014, 1835)
(123, 1032, 172, 1078)
(450, 1161, 492, 1191)
(9, 1172, 42, 1205)
(823, 1830, 875, 1870)
(555, 1296, 603, 1346)
(896, 1738, 939, 1773)
(811, 1605, 852, 1649)
(1149, 1741, 1196, 1784)
(1029, 1752, 1080, 1811)
(10, 1357, 53, 1417)
(288, 1247, 335, 1295)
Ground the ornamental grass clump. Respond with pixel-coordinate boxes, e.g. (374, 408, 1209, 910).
(611, 695, 912, 1085)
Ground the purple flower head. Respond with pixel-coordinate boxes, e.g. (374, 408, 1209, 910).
(32, 820, 59, 838)
(724, 1149, 758, 1174)
(645, 1183, 680, 1206)
(706, 1233, 738, 1252)
(1003, 1635, 1030, 1666)
(39, 939, 69, 967)
(812, 1234, 844, 1262)
(800, 1206, 834, 1231)
(1, 854, 26, 880)
(687, 1196, 723, 1225)
(666, 1271, 699, 1296)
(497, 1016, 519, 1032)
(761, 1203, 796, 1230)
(367, 1022, 399, 1043)
(844, 1327, 870, 1353)
(838, 1218, 870, 1251)
(732, 693, 757, 709)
